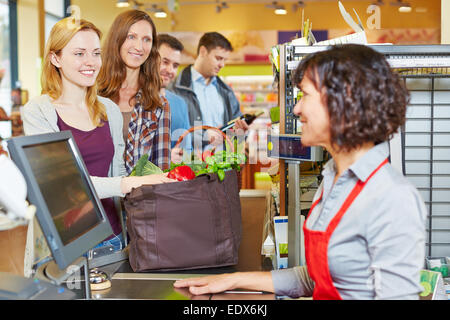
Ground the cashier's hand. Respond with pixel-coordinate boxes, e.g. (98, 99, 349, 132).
(173, 273, 239, 295)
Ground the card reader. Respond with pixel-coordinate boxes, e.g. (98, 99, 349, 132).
(267, 134, 323, 162)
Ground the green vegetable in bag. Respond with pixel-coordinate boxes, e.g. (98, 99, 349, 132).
(162, 150, 246, 182)
(217, 169, 225, 181)
(129, 154, 163, 176)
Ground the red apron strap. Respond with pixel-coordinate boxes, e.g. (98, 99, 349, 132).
(326, 158, 388, 234)
(303, 157, 389, 300)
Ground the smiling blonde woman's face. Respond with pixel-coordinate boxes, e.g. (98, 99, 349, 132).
(51, 30, 102, 89)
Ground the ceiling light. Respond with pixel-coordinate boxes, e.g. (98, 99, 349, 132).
(398, 5, 412, 13)
(265, 1, 287, 15)
(116, 0, 130, 8)
(292, 1, 305, 11)
(274, 7, 287, 15)
(390, 0, 411, 12)
(146, 4, 167, 18)
(154, 10, 167, 18)
(215, 1, 229, 13)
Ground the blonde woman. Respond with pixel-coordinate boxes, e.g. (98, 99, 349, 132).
(22, 17, 173, 251)
(98, 10, 181, 174)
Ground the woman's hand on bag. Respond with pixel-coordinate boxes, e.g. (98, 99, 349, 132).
(121, 173, 175, 194)
(141, 172, 176, 184)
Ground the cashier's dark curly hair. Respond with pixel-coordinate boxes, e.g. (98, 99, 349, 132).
(293, 44, 410, 152)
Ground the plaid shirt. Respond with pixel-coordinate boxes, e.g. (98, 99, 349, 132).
(125, 92, 171, 174)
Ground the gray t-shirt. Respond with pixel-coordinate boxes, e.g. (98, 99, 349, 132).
(271, 142, 427, 300)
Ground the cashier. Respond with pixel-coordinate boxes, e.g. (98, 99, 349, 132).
(174, 44, 428, 300)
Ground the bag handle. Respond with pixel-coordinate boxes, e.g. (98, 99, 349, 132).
(174, 125, 235, 153)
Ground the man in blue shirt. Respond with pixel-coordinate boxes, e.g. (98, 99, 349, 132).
(157, 34, 192, 151)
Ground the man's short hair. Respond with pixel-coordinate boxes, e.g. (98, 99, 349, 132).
(157, 33, 184, 52)
(197, 32, 233, 54)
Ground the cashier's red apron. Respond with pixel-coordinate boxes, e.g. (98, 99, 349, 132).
(303, 158, 388, 300)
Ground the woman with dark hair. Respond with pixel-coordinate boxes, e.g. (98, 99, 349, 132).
(98, 10, 180, 174)
(174, 44, 427, 300)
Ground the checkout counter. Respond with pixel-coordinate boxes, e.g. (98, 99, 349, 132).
(81, 259, 275, 300)
(65, 189, 276, 300)
(1, 132, 301, 301)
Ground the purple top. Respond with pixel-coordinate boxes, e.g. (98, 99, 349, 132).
(56, 113, 122, 239)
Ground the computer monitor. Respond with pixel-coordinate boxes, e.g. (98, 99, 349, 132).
(7, 131, 113, 271)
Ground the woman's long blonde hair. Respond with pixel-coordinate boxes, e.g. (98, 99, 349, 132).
(97, 10, 161, 111)
(41, 17, 107, 127)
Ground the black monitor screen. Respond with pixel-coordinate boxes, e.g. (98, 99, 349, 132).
(23, 141, 101, 245)
(7, 131, 112, 270)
